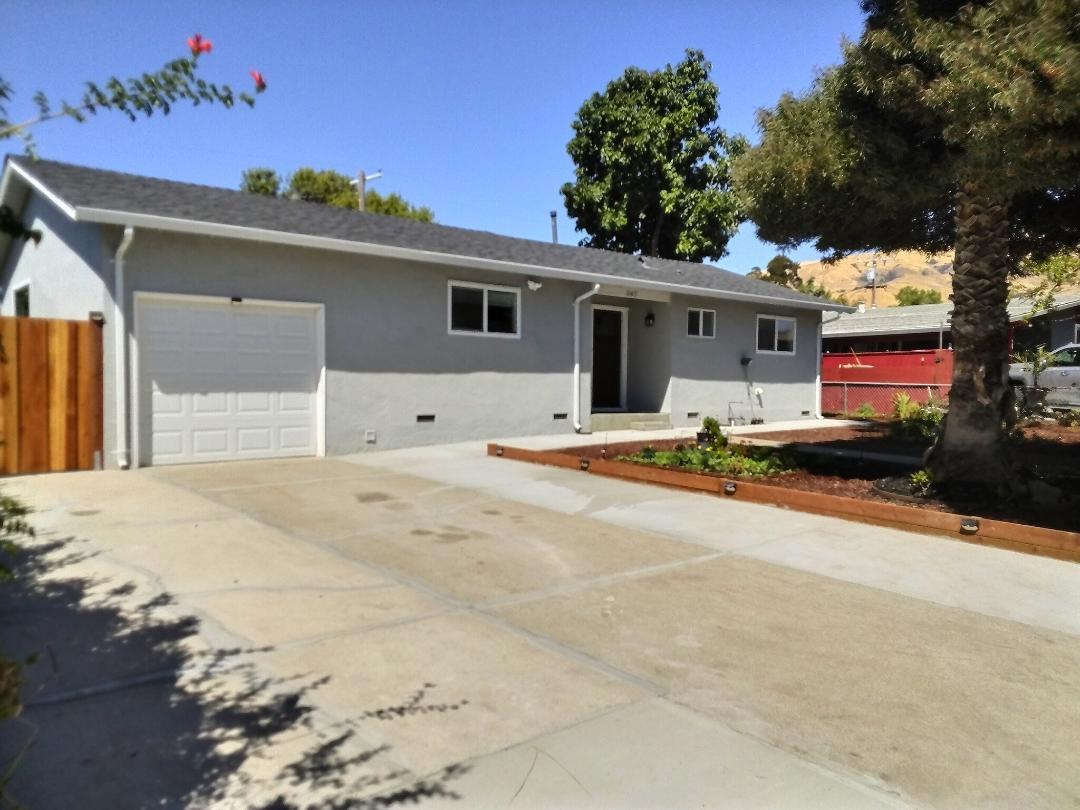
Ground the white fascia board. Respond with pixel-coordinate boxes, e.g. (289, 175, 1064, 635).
(824, 323, 953, 338)
(6, 161, 78, 220)
(76, 205, 851, 313)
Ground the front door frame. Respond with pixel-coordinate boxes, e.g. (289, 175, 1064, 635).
(591, 303, 629, 412)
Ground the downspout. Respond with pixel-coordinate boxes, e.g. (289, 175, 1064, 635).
(817, 310, 843, 420)
(113, 226, 135, 468)
(572, 283, 601, 432)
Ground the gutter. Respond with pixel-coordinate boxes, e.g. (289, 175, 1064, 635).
(572, 284, 601, 432)
(70, 205, 851, 313)
(113, 226, 135, 468)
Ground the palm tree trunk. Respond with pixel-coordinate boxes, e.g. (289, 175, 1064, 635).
(926, 182, 1015, 491)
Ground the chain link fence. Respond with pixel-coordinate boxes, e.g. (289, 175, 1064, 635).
(822, 382, 951, 417)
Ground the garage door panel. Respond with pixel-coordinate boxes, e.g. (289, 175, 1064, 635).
(139, 297, 320, 466)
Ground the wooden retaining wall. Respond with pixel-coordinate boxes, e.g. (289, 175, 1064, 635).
(488, 443, 1080, 564)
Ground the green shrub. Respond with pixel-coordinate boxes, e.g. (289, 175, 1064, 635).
(852, 402, 877, 419)
(700, 416, 727, 449)
(621, 441, 793, 477)
(0, 493, 34, 724)
(909, 468, 934, 497)
(1057, 409, 1080, 428)
(889, 393, 943, 442)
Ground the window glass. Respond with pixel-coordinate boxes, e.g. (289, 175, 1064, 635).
(14, 287, 29, 318)
(776, 318, 795, 352)
(450, 286, 483, 332)
(687, 309, 700, 336)
(487, 290, 517, 334)
(702, 310, 715, 338)
(757, 317, 775, 351)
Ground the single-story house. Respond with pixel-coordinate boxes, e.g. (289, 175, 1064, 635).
(822, 293, 1080, 356)
(0, 156, 848, 468)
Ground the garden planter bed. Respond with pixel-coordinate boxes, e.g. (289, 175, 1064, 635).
(488, 441, 1080, 563)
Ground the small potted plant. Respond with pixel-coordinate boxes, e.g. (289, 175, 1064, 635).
(697, 416, 725, 448)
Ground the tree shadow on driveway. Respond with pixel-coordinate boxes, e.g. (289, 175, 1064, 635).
(0, 535, 469, 809)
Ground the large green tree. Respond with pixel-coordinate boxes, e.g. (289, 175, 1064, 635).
(242, 166, 434, 222)
(736, 0, 1080, 492)
(561, 49, 746, 262)
(749, 254, 850, 304)
(895, 286, 944, 306)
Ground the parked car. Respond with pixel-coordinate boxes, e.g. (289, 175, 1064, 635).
(1009, 343, 1080, 409)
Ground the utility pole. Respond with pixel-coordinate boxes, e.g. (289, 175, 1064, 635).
(351, 169, 383, 212)
(550, 211, 558, 244)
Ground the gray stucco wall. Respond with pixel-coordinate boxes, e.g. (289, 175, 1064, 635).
(0, 192, 111, 319)
(666, 296, 821, 427)
(121, 230, 586, 460)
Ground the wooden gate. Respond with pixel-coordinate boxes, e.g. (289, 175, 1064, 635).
(0, 316, 104, 474)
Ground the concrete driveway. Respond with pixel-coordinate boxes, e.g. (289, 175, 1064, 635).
(2, 442, 1079, 809)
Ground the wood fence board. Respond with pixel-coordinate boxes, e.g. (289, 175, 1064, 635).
(76, 321, 103, 470)
(0, 316, 102, 475)
(18, 318, 50, 473)
(0, 319, 17, 474)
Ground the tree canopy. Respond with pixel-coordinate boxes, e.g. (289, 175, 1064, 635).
(894, 286, 943, 306)
(748, 254, 849, 304)
(561, 49, 746, 262)
(241, 166, 434, 222)
(735, 0, 1080, 492)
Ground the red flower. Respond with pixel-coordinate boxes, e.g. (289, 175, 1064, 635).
(187, 33, 212, 56)
(250, 70, 267, 93)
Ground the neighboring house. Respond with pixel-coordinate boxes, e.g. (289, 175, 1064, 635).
(0, 157, 847, 468)
(822, 293, 1080, 356)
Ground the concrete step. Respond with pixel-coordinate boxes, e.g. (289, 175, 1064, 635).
(591, 412, 672, 432)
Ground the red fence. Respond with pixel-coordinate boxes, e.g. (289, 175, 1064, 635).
(822, 349, 953, 385)
(821, 349, 953, 416)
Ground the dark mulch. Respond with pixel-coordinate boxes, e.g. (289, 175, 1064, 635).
(561, 426, 1080, 533)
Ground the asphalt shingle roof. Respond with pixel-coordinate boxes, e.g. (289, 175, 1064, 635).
(8, 156, 839, 309)
(823, 292, 1080, 336)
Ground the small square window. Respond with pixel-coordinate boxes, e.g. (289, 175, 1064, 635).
(13, 286, 29, 318)
(448, 282, 520, 337)
(687, 307, 715, 338)
(757, 315, 796, 354)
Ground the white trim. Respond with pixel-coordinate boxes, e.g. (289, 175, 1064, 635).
(686, 306, 716, 339)
(572, 284, 601, 432)
(130, 291, 326, 468)
(67, 205, 848, 313)
(591, 304, 629, 412)
(447, 279, 521, 338)
(6, 161, 79, 220)
(12, 282, 30, 317)
(756, 313, 798, 355)
(1074, 323, 1080, 344)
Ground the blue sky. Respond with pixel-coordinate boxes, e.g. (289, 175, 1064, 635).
(5, 1, 865, 273)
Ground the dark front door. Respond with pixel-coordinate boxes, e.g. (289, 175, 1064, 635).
(592, 308, 623, 409)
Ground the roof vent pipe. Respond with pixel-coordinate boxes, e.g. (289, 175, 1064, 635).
(113, 226, 135, 469)
(572, 283, 601, 432)
(550, 211, 558, 244)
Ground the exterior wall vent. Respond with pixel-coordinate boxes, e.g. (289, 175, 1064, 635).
(687, 411, 700, 419)
(553, 413, 568, 420)
(416, 414, 435, 423)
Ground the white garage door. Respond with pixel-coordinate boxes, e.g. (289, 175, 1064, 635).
(137, 295, 322, 466)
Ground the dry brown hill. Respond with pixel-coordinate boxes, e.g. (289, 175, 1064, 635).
(795, 250, 954, 308)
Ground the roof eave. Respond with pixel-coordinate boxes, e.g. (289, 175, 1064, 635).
(76, 206, 853, 313)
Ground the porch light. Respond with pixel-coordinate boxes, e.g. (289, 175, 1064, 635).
(644, 312, 655, 327)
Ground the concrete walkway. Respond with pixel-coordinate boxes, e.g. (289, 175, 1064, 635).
(1, 440, 1078, 809)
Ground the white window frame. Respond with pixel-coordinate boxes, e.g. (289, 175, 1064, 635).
(1074, 322, 1080, 344)
(686, 307, 716, 339)
(447, 280, 521, 339)
(756, 314, 797, 355)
